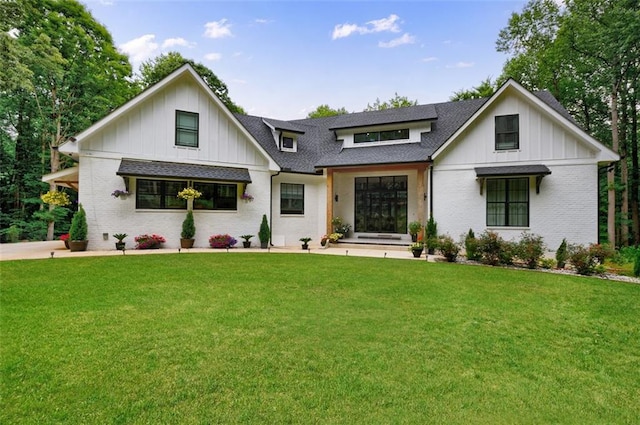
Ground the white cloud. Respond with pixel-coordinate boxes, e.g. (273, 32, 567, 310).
(367, 14, 400, 33)
(421, 56, 438, 63)
(204, 52, 222, 61)
(378, 33, 415, 48)
(119, 34, 159, 63)
(332, 14, 403, 40)
(447, 61, 475, 69)
(255, 18, 272, 24)
(162, 37, 195, 49)
(332, 23, 362, 40)
(204, 19, 232, 38)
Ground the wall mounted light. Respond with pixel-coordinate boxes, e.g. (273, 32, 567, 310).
(103, 233, 109, 241)
(334, 194, 339, 202)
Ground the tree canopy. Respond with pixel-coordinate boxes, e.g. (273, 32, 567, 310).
(450, 77, 498, 101)
(137, 52, 245, 114)
(306, 104, 349, 118)
(364, 93, 417, 111)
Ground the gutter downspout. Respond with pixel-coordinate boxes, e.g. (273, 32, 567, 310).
(428, 158, 434, 218)
(270, 170, 281, 246)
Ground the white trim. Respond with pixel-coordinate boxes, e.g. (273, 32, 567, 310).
(59, 64, 280, 171)
(431, 79, 619, 164)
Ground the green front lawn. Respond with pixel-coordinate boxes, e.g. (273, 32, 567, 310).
(2, 254, 638, 424)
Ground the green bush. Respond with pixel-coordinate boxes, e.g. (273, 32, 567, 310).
(425, 216, 438, 253)
(517, 232, 545, 269)
(477, 231, 504, 266)
(69, 204, 88, 241)
(540, 258, 556, 269)
(588, 243, 615, 265)
(634, 250, 640, 278)
(464, 228, 480, 261)
(500, 240, 518, 266)
(437, 234, 460, 262)
(259, 214, 270, 244)
(555, 238, 568, 269)
(568, 244, 597, 275)
(181, 210, 196, 239)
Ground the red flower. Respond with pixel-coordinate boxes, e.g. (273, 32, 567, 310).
(59, 233, 70, 241)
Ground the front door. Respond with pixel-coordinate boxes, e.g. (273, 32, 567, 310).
(354, 176, 408, 233)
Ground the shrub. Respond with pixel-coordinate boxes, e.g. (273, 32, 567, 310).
(589, 243, 614, 265)
(437, 234, 460, 262)
(259, 214, 270, 244)
(477, 231, 503, 266)
(181, 210, 196, 239)
(634, 250, 640, 278)
(517, 232, 545, 269)
(209, 234, 238, 248)
(555, 238, 568, 269)
(540, 258, 556, 269)
(135, 234, 166, 249)
(464, 228, 480, 261)
(69, 204, 88, 241)
(568, 244, 597, 275)
(425, 216, 438, 253)
(500, 240, 518, 266)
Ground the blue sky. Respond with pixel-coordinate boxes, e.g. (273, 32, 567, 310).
(83, 0, 527, 119)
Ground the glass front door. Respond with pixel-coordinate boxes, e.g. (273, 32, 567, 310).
(354, 176, 408, 233)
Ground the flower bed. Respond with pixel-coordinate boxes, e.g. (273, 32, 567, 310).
(209, 234, 237, 249)
(134, 234, 166, 249)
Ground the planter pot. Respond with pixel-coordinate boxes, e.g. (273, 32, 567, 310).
(260, 241, 268, 249)
(69, 240, 88, 252)
(180, 238, 195, 249)
(243, 241, 251, 248)
(115, 242, 126, 251)
(301, 244, 309, 250)
(411, 234, 417, 242)
(63, 240, 70, 249)
(412, 248, 423, 258)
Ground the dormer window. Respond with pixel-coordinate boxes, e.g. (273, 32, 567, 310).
(176, 110, 199, 148)
(280, 135, 297, 152)
(354, 129, 409, 144)
(495, 114, 519, 150)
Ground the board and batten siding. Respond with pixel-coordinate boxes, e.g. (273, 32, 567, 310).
(81, 75, 268, 168)
(432, 91, 601, 250)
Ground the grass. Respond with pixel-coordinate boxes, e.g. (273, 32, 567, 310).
(2, 253, 639, 424)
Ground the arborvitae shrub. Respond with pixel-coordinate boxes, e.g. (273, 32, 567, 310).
(465, 228, 480, 261)
(555, 238, 568, 269)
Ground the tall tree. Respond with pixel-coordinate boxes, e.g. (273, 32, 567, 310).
(306, 104, 349, 118)
(450, 77, 497, 101)
(364, 93, 417, 111)
(1, 0, 135, 241)
(137, 52, 245, 114)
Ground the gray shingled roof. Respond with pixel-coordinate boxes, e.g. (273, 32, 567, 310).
(234, 89, 576, 172)
(329, 104, 437, 130)
(262, 118, 306, 134)
(475, 164, 551, 177)
(117, 159, 252, 182)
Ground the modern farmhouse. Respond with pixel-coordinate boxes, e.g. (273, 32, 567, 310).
(44, 64, 618, 250)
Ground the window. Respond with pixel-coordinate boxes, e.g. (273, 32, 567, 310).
(136, 179, 187, 209)
(354, 129, 409, 144)
(486, 177, 529, 227)
(281, 183, 304, 214)
(193, 182, 237, 210)
(495, 114, 519, 150)
(281, 136, 294, 150)
(176, 110, 199, 148)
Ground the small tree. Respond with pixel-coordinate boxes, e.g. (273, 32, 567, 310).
(555, 238, 568, 269)
(181, 210, 195, 239)
(259, 214, 270, 247)
(517, 232, 545, 269)
(425, 216, 438, 254)
(69, 204, 88, 241)
(465, 228, 480, 261)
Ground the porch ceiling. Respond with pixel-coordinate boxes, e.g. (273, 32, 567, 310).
(41, 166, 79, 191)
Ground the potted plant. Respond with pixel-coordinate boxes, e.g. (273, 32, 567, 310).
(300, 237, 312, 250)
(408, 242, 424, 258)
(209, 234, 237, 248)
(134, 234, 165, 249)
(240, 234, 254, 248)
(425, 215, 438, 255)
(180, 210, 196, 248)
(259, 214, 270, 249)
(113, 233, 127, 250)
(59, 233, 70, 249)
(408, 221, 423, 242)
(68, 204, 88, 252)
(331, 217, 351, 238)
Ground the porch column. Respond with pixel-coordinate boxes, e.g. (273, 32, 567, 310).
(417, 164, 427, 224)
(326, 169, 334, 234)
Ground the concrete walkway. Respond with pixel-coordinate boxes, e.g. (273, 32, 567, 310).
(0, 240, 429, 262)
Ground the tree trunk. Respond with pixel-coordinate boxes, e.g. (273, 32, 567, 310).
(631, 89, 639, 245)
(46, 118, 62, 241)
(607, 87, 618, 247)
(620, 92, 629, 246)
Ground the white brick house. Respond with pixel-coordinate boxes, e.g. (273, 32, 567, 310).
(46, 64, 618, 251)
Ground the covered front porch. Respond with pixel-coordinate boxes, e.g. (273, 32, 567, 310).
(323, 163, 430, 240)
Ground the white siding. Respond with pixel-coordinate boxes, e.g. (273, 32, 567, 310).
(82, 75, 268, 167)
(271, 173, 326, 247)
